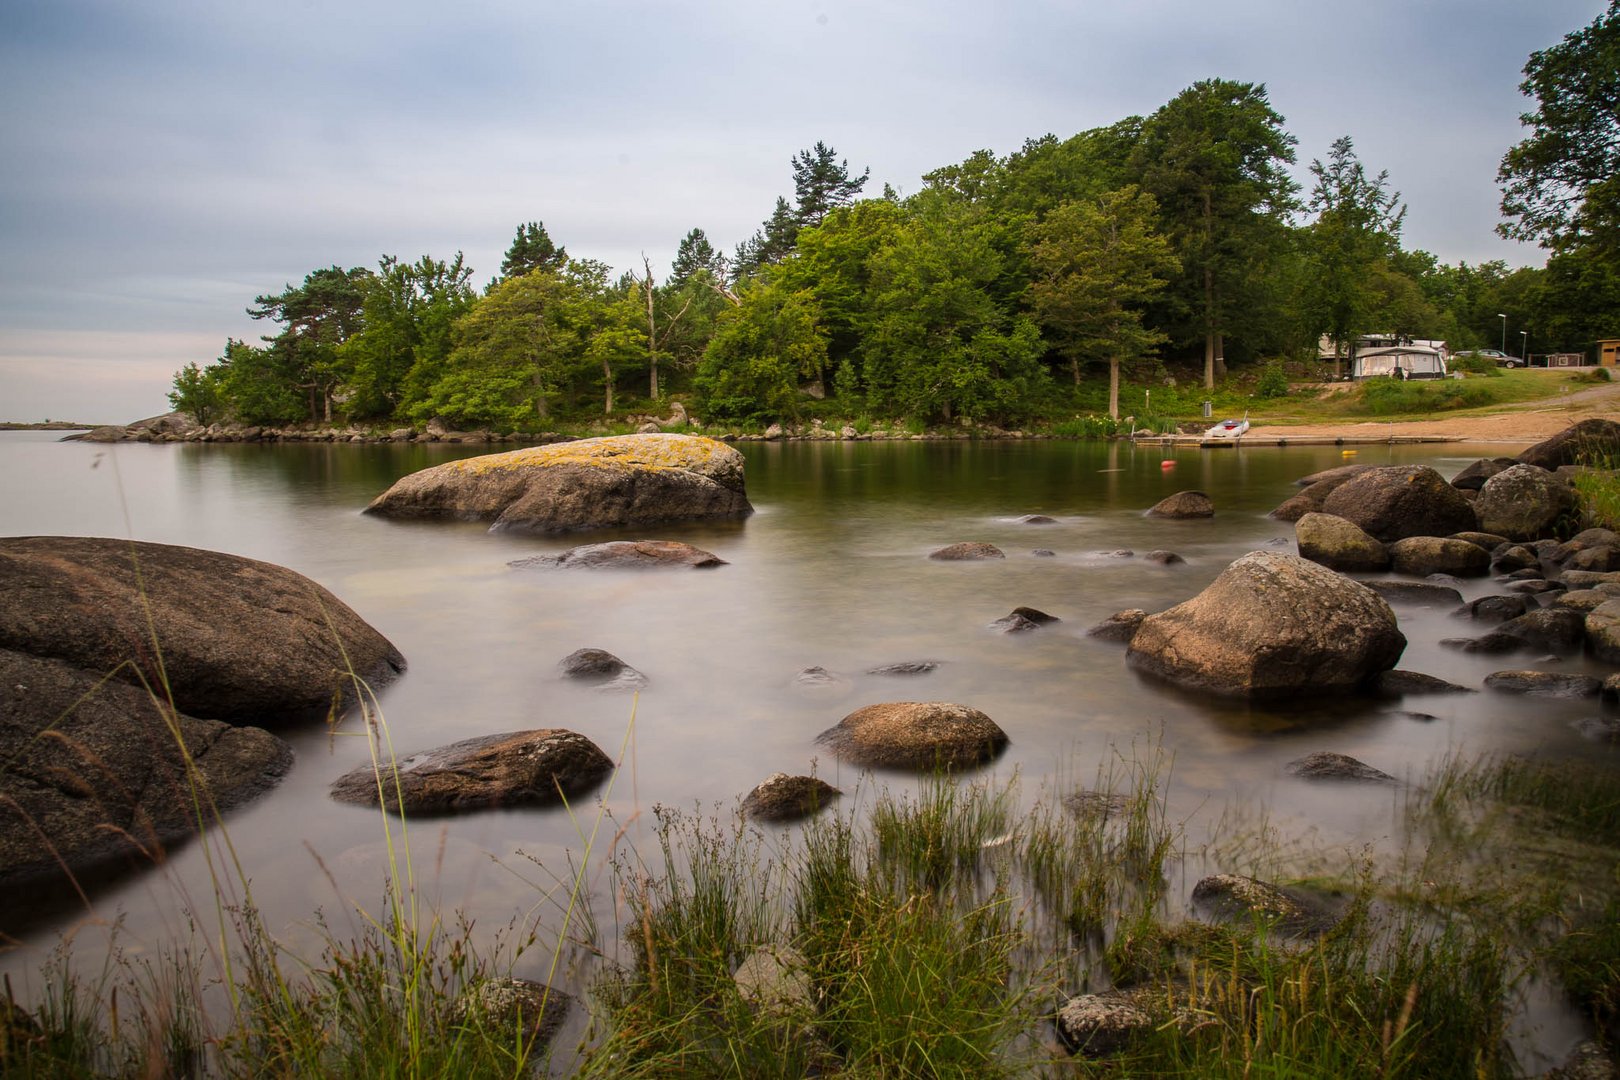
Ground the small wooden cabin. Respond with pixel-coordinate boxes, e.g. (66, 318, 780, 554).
(1599, 340, 1620, 367)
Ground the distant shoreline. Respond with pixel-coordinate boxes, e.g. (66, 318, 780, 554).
(0, 421, 97, 431)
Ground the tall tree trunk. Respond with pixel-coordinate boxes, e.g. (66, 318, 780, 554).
(602, 359, 614, 415)
(1214, 332, 1227, 379)
(643, 257, 659, 400)
(1108, 356, 1121, 419)
(1203, 265, 1217, 391)
(1072, 357, 1081, 386)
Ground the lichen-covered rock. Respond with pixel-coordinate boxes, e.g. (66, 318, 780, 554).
(1191, 873, 1339, 933)
(1567, 545, 1620, 573)
(1483, 671, 1602, 697)
(329, 729, 613, 814)
(1286, 751, 1395, 782)
(1146, 490, 1214, 519)
(364, 433, 753, 533)
(1516, 418, 1620, 470)
(1549, 528, 1620, 564)
(739, 773, 840, 821)
(1086, 609, 1149, 642)
(1492, 544, 1541, 573)
(1588, 599, 1620, 663)
(1387, 536, 1491, 577)
(816, 702, 1008, 770)
(449, 978, 570, 1050)
(1452, 531, 1511, 550)
(929, 542, 1005, 561)
(1295, 512, 1389, 572)
(0, 536, 404, 729)
(1054, 991, 1154, 1057)
(1473, 464, 1578, 542)
(1320, 466, 1478, 542)
(511, 540, 725, 570)
(1125, 551, 1405, 699)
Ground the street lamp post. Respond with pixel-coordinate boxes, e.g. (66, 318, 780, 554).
(1498, 313, 1507, 354)
(1521, 330, 1529, 365)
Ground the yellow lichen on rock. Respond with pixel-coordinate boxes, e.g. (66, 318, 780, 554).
(444, 434, 737, 478)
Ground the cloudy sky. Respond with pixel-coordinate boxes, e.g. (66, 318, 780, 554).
(0, 0, 1604, 422)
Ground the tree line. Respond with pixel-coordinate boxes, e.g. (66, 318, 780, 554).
(171, 11, 1620, 429)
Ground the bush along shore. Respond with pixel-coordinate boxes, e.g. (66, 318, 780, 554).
(5, 420, 1619, 1076)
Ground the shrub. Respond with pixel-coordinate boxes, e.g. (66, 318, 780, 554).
(1253, 361, 1290, 399)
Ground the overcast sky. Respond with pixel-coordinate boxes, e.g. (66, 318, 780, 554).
(0, 0, 1604, 422)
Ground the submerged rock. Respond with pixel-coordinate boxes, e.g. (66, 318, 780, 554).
(1086, 609, 1148, 642)
(1019, 514, 1058, 524)
(739, 773, 841, 821)
(1361, 580, 1464, 607)
(1190, 873, 1339, 933)
(1483, 671, 1602, 697)
(1143, 549, 1185, 565)
(364, 433, 753, 533)
(1126, 551, 1404, 699)
(1286, 751, 1395, 782)
(1145, 490, 1214, 519)
(329, 729, 613, 814)
(867, 660, 945, 676)
(928, 542, 1005, 561)
(816, 702, 1008, 770)
(558, 648, 647, 689)
(1372, 669, 1475, 696)
(512, 540, 726, 570)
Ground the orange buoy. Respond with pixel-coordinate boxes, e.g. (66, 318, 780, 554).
(1161, 460, 1176, 469)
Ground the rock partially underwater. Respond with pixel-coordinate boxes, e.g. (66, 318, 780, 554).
(365, 433, 753, 533)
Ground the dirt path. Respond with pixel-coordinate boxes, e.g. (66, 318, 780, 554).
(1245, 377, 1620, 446)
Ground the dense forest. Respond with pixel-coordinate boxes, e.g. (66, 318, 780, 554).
(170, 5, 1620, 432)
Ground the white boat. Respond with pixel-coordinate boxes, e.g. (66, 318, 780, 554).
(1203, 417, 1249, 439)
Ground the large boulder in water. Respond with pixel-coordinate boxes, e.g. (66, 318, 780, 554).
(1516, 419, 1620, 470)
(512, 540, 726, 570)
(1126, 551, 1405, 699)
(1319, 466, 1477, 542)
(364, 433, 753, 533)
(1145, 491, 1214, 519)
(1294, 512, 1389, 572)
(1472, 464, 1578, 542)
(816, 702, 1008, 770)
(0, 536, 404, 728)
(0, 649, 291, 890)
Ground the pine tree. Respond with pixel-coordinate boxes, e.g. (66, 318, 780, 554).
(792, 141, 870, 229)
(670, 228, 724, 285)
(500, 221, 568, 279)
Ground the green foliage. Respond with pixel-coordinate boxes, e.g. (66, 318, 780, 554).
(1305, 136, 1408, 366)
(1029, 185, 1179, 416)
(1449, 354, 1504, 376)
(1253, 359, 1290, 398)
(342, 253, 477, 419)
(694, 277, 827, 422)
(167, 358, 227, 425)
(1498, 1, 1620, 250)
(499, 221, 567, 280)
(790, 140, 869, 229)
(668, 227, 723, 287)
(1357, 378, 1501, 415)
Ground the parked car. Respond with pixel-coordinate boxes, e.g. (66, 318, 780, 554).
(1454, 349, 1525, 368)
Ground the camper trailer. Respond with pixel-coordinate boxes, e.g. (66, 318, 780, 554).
(1351, 345, 1447, 380)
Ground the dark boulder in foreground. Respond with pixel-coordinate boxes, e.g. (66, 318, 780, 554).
(364, 433, 753, 533)
(512, 540, 725, 570)
(330, 729, 613, 814)
(1516, 418, 1620, 470)
(739, 773, 841, 822)
(816, 702, 1008, 770)
(1145, 490, 1214, 519)
(1126, 551, 1404, 699)
(1, 649, 291, 888)
(928, 542, 1005, 561)
(1319, 465, 1477, 542)
(0, 536, 404, 728)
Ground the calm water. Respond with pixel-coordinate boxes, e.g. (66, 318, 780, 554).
(1, 430, 1613, 1062)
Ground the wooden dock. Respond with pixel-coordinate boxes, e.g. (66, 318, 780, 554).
(1133, 433, 1461, 449)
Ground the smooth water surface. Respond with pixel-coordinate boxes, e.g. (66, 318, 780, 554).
(1, 431, 1613, 1061)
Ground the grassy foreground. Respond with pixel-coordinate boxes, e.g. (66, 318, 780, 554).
(4, 744, 1619, 1078)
